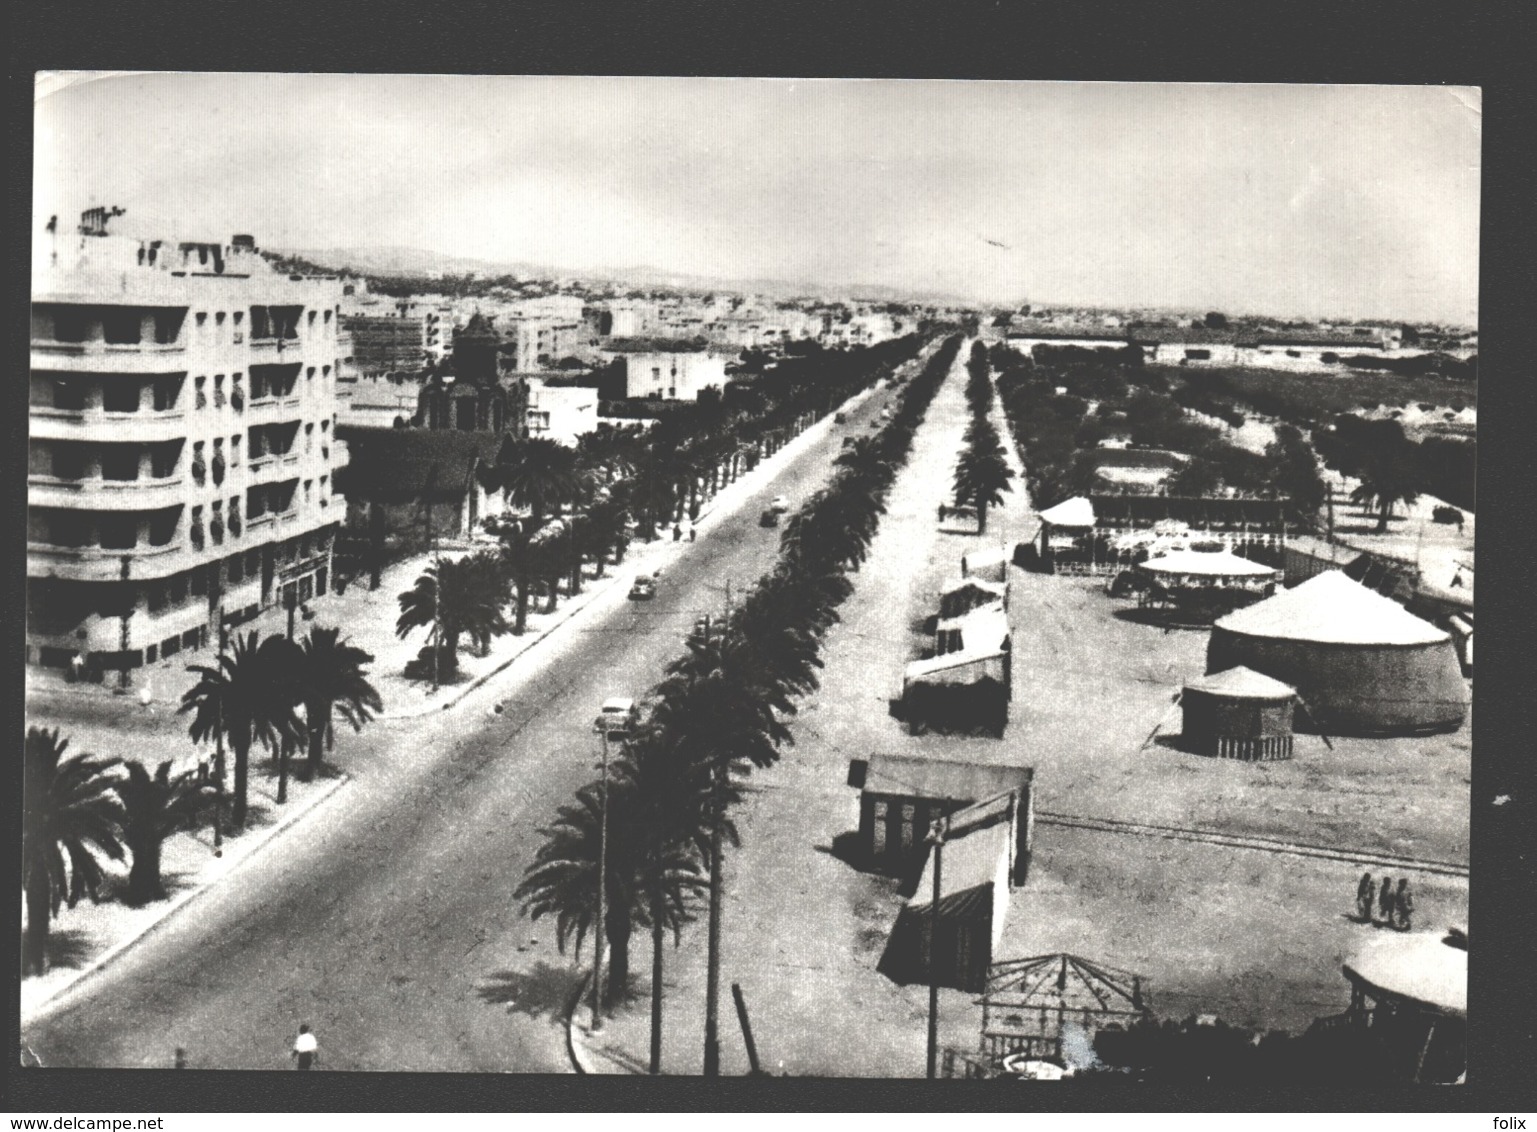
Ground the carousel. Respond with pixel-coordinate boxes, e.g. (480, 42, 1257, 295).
(1130, 542, 1280, 621)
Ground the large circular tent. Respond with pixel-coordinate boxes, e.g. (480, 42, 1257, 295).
(1207, 570, 1466, 735)
(1180, 665, 1297, 761)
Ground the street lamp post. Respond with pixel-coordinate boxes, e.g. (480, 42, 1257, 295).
(212, 616, 226, 854)
(592, 727, 610, 1033)
(926, 816, 948, 1080)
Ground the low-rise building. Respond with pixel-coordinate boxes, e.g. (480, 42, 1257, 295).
(525, 379, 600, 446)
(607, 341, 728, 401)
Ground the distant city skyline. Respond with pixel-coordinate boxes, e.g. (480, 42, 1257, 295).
(35, 74, 1480, 325)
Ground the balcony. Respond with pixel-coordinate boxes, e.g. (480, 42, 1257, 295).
(27, 540, 185, 583)
(28, 473, 187, 510)
(31, 340, 188, 375)
(244, 397, 304, 424)
(247, 336, 302, 354)
(29, 406, 190, 442)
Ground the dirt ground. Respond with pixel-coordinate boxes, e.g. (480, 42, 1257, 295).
(585, 343, 1470, 1074)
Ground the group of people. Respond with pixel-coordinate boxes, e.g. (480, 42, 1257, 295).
(671, 523, 698, 542)
(1356, 872, 1414, 930)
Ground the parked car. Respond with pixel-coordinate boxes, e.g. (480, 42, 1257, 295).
(770, 495, 790, 513)
(834, 411, 848, 424)
(759, 509, 779, 528)
(594, 696, 639, 738)
(628, 575, 657, 600)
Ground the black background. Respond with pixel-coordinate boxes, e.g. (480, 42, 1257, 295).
(6, 0, 1533, 1113)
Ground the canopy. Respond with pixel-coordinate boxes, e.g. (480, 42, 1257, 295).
(1344, 932, 1466, 1018)
(941, 576, 1008, 599)
(1182, 666, 1297, 701)
(1038, 496, 1095, 528)
(905, 648, 1008, 685)
(937, 605, 1010, 652)
(1140, 547, 1278, 579)
(1214, 570, 1450, 646)
(963, 545, 1011, 575)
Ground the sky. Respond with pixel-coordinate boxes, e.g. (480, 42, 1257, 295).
(34, 74, 1480, 324)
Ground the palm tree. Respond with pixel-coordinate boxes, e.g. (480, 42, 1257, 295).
(257, 635, 308, 804)
(497, 436, 580, 528)
(117, 760, 207, 905)
(515, 768, 705, 1008)
(953, 432, 1015, 535)
(181, 630, 299, 829)
(297, 626, 384, 780)
(395, 554, 510, 668)
(22, 727, 126, 974)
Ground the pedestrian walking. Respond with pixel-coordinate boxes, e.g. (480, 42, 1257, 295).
(1355, 872, 1375, 922)
(672, 524, 682, 542)
(138, 678, 155, 713)
(938, 503, 947, 522)
(1377, 875, 1396, 926)
(69, 651, 85, 684)
(292, 1024, 318, 1070)
(689, 523, 697, 542)
(1393, 878, 1414, 932)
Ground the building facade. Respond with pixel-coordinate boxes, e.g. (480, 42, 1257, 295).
(619, 348, 728, 400)
(28, 213, 348, 673)
(525, 379, 600, 446)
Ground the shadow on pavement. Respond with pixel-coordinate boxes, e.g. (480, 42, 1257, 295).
(476, 960, 585, 1022)
(40, 929, 94, 971)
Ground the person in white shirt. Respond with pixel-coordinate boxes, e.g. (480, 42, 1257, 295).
(292, 1023, 318, 1070)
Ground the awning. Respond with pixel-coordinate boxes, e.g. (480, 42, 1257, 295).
(1038, 496, 1095, 527)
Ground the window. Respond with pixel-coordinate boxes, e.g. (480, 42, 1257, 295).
(99, 515, 138, 550)
(230, 435, 241, 465)
(322, 364, 331, 378)
(320, 419, 330, 434)
(51, 378, 87, 411)
(150, 442, 179, 479)
(307, 366, 316, 383)
(51, 445, 87, 480)
(189, 506, 205, 550)
(216, 311, 226, 327)
(190, 568, 207, 597)
(1184, 348, 1211, 361)
(153, 311, 183, 344)
(152, 375, 182, 411)
(169, 574, 188, 604)
(212, 439, 226, 485)
(103, 382, 141, 413)
(900, 804, 916, 849)
(148, 510, 178, 546)
(229, 552, 245, 583)
(233, 311, 244, 326)
(872, 800, 888, 855)
(303, 479, 313, 504)
(304, 423, 314, 452)
(191, 442, 207, 485)
(147, 582, 168, 612)
(103, 309, 143, 345)
(51, 309, 91, 343)
(307, 310, 317, 326)
(319, 474, 328, 501)
(324, 309, 332, 324)
(195, 376, 208, 410)
(101, 447, 140, 481)
(195, 312, 208, 329)
(214, 374, 227, 408)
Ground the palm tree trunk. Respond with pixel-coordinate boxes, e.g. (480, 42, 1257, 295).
(368, 504, 384, 591)
(606, 899, 631, 1004)
(126, 833, 165, 905)
(232, 737, 251, 828)
(650, 888, 665, 1074)
(1377, 500, 1392, 532)
(977, 499, 989, 535)
(305, 700, 329, 779)
(515, 579, 530, 634)
(277, 736, 291, 805)
(23, 865, 52, 975)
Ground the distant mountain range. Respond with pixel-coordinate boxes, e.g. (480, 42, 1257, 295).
(276, 245, 981, 306)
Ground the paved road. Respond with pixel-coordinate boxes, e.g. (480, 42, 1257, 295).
(23, 357, 925, 1071)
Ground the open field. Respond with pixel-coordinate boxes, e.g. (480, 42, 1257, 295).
(1163, 365, 1478, 421)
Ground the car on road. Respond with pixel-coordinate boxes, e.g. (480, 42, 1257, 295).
(834, 411, 848, 424)
(628, 575, 657, 600)
(770, 495, 790, 513)
(759, 509, 779, 528)
(594, 696, 639, 738)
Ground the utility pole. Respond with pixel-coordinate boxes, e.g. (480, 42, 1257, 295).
(592, 728, 610, 1032)
(926, 816, 948, 1080)
(704, 740, 724, 1076)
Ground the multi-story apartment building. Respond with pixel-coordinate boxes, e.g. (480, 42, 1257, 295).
(342, 311, 426, 376)
(28, 211, 349, 676)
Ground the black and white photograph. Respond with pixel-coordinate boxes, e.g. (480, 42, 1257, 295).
(22, 72, 1485, 1089)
